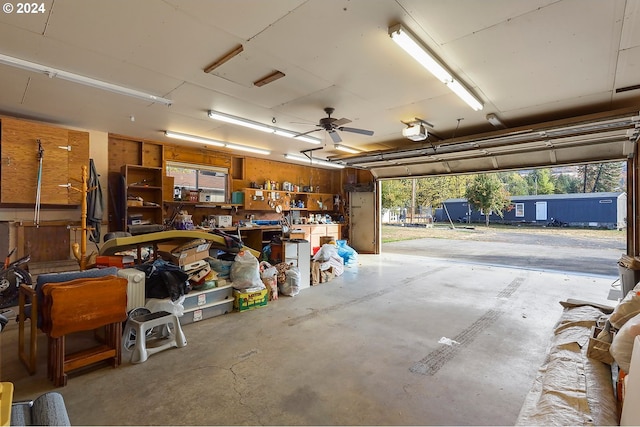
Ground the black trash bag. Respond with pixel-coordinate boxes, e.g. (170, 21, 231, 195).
(136, 259, 189, 301)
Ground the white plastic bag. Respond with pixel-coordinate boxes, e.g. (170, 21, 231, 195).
(610, 290, 640, 329)
(610, 312, 640, 373)
(313, 244, 338, 263)
(279, 266, 300, 297)
(145, 294, 185, 317)
(231, 250, 264, 290)
(259, 261, 278, 300)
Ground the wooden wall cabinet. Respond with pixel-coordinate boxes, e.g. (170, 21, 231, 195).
(121, 165, 164, 230)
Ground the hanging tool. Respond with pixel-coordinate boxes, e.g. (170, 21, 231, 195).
(34, 139, 44, 228)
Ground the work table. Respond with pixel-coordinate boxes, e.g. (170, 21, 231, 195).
(209, 223, 343, 252)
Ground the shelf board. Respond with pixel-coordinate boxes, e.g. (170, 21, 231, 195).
(128, 185, 162, 190)
(164, 200, 242, 209)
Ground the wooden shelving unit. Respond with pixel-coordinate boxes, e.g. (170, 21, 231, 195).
(243, 188, 335, 212)
(121, 165, 164, 230)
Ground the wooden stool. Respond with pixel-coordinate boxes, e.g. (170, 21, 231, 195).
(124, 311, 186, 364)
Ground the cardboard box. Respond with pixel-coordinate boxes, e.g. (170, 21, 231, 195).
(215, 215, 232, 228)
(311, 260, 336, 285)
(587, 326, 615, 365)
(188, 264, 211, 282)
(159, 241, 212, 267)
(233, 288, 268, 312)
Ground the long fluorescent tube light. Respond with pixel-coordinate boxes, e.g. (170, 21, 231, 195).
(284, 154, 345, 169)
(208, 110, 321, 144)
(334, 143, 361, 154)
(164, 131, 270, 155)
(164, 131, 225, 147)
(224, 142, 271, 155)
(0, 53, 173, 106)
(388, 24, 483, 111)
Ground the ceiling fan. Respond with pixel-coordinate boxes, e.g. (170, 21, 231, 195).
(294, 107, 374, 143)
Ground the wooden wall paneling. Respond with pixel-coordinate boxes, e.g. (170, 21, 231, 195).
(142, 142, 163, 168)
(41, 135, 71, 205)
(108, 136, 141, 173)
(163, 175, 174, 202)
(164, 145, 232, 169)
(231, 156, 245, 180)
(67, 130, 90, 205)
(0, 118, 69, 204)
(22, 223, 72, 262)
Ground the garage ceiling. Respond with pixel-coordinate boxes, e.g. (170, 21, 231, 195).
(0, 0, 639, 178)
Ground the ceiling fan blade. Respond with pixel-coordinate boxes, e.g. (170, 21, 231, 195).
(333, 118, 351, 127)
(328, 130, 342, 143)
(293, 128, 321, 137)
(339, 126, 374, 136)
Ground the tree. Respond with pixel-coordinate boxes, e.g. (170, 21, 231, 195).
(553, 173, 581, 194)
(578, 162, 623, 192)
(501, 172, 529, 196)
(465, 173, 511, 226)
(525, 169, 555, 195)
(381, 179, 411, 209)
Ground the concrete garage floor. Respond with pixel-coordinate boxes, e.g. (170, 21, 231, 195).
(1, 244, 617, 425)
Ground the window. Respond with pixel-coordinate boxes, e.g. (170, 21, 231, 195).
(515, 203, 524, 217)
(166, 161, 228, 201)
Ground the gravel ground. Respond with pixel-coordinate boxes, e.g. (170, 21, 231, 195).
(383, 224, 626, 251)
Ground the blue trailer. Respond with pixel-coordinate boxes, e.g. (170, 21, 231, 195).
(436, 192, 626, 229)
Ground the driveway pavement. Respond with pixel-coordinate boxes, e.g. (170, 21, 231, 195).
(382, 228, 625, 278)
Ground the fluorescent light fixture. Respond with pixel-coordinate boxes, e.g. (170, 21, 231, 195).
(0, 53, 173, 106)
(164, 131, 270, 155)
(486, 113, 506, 129)
(204, 45, 244, 74)
(208, 109, 321, 144)
(446, 80, 483, 111)
(334, 143, 361, 154)
(208, 110, 274, 132)
(224, 142, 271, 155)
(389, 24, 483, 111)
(164, 131, 225, 147)
(284, 154, 345, 169)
